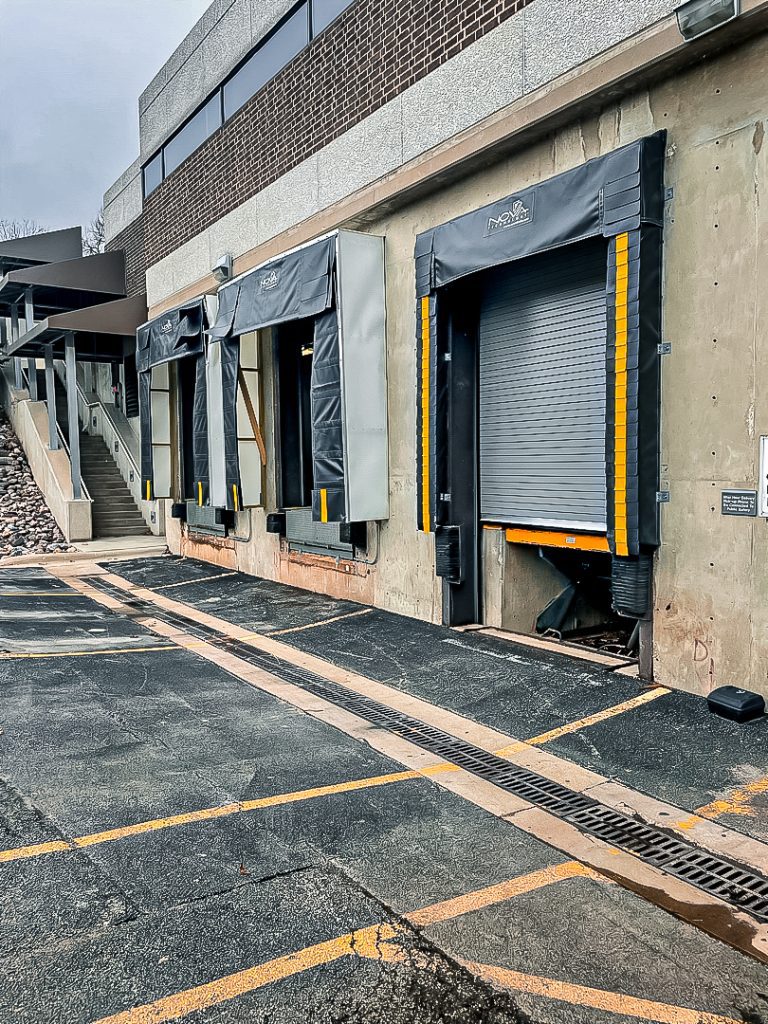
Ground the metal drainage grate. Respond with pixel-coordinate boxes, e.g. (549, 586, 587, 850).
(83, 575, 768, 921)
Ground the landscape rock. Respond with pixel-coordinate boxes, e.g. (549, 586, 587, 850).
(0, 412, 74, 560)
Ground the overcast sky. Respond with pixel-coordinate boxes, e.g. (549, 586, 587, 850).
(0, 0, 211, 232)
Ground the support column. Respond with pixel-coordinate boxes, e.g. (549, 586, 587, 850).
(45, 344, 59, 450)
(24, 287, 34, 332)
(26, 359, 38, 400)
(65, 332, 81, 499)
(11, 303, 22, 390)
(23, 287, 38, 400)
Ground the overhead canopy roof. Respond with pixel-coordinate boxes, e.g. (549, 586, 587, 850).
(0, 227, 83, 277)
(0, 251, 126, 319)
(3, 294, 147, 363)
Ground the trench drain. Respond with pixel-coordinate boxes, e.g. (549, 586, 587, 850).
(84, 575, 768, 923)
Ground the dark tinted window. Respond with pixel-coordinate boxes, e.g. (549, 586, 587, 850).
(311, 0, 354, 34)
(223, 3, 309, 118)
(143, 152, 163, 196)
(164, 94, 222, 176)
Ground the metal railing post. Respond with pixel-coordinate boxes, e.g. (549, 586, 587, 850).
(45, 344, 59, 450)
(11, 303, 22, 390)
(64, 332, 81, 499)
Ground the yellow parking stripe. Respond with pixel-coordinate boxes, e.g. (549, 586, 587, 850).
(686, 776, 768, 826)
(0, 692, 665, 863)
(92, 862, 597, 1024)
(494, 687, 670, 757)
(464, 962, 742, 1024)
(0, 646, 179, 660)
(405, 861, 602, 927)
(0, 771, 423, 864)
(267, 608, 373, 636)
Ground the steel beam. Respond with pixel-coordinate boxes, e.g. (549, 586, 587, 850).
(24, 287, 34, 333)
(10, 304, 22, 389)
(44, 344, 58, 450)
(64, 332, 81, 499)
(26, 357, 38, 400)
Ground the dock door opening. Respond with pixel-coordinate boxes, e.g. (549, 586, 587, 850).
(476, 240, 621, 649)
(275, 319, 315, 510)
(415, 133, 665, 667)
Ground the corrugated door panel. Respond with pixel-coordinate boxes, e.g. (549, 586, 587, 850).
(479, 240, 608, 531)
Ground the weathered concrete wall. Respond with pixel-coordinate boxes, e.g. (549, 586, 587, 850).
(103, 160, 142, 244)
(162, 32, 767, 697)
(650, 40, 768, 699)
(139, 0, 296, 161)
(140, 0, 680, 306)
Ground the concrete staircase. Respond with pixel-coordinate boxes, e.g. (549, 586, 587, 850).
(54, 377, 150, 539)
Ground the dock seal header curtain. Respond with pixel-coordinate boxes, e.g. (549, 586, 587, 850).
(209, 237, 335, 340)
(414, 131, 666, 565)
(137, 299, 205, 373)
(209, 235, 347, 523)
(138, 298, 207, 503)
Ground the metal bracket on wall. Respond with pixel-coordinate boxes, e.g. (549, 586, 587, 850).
(665, 187, 675, 201)
(657, 490, 670, 503)
(658, 342, 672, 355)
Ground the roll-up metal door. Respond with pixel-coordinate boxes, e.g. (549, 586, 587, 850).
(479, 239, 608, 531)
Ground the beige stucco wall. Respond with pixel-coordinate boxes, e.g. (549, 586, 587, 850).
(164, 32, 767, 697)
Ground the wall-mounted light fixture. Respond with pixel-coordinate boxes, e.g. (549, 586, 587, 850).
(212, 253, 233, 284)
(676, 0, 739, 40)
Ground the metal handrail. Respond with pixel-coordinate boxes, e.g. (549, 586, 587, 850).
(55, 421, 92, 503)
(76, 383, 140, 476)
(17, 363, 92, 503)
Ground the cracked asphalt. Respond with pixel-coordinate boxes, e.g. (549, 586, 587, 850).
(2, 558, 768, 1023)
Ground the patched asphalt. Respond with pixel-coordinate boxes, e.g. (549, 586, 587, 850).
(2, 557, 768, 1022)
(102, 554, 768, 842)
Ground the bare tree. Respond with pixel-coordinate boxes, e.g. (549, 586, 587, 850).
(0, 218, 47, 241)
(83, 209, 106, 255)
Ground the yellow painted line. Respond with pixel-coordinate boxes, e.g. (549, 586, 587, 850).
(146, 480, 151, 502)
(613, 232, 630, 558)
(0, 645, 180, 661)
(319, 488, 328, 523)
(405, 861, 602, 927)
(91, 862, 595, 1024)
(232, 483, 239, 512)
(494, 687, 670, 757)
(0, 840, 71, 863)
(197, 482, 203, 507)
(0, 770, 424, 864)
(267, 608, 373, 637)
(684, 774, 768, 831)
(152, 572, 237, 591)
(464, 962, 742, 1024)
(420, 294, 431, 533)
(93, 924, 401, 1024)
(0, 664, 668, 859)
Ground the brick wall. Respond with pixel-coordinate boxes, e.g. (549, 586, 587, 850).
(107, 214, 146, 297)
(131, 0, 534, 278)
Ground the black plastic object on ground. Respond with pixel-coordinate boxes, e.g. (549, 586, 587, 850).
(707, 686, 765, 723)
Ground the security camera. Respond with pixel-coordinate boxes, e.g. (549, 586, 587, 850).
(212, 253, 233, 284)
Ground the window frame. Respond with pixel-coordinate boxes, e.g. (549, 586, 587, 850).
(141, 0, 357, 199)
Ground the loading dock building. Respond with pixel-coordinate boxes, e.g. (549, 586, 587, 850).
(104, 0, 768, 697)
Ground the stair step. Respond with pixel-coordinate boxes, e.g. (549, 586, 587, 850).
(92, 528, 152, 536)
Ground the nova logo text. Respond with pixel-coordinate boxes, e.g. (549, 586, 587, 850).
(486, 198, 532, 234)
